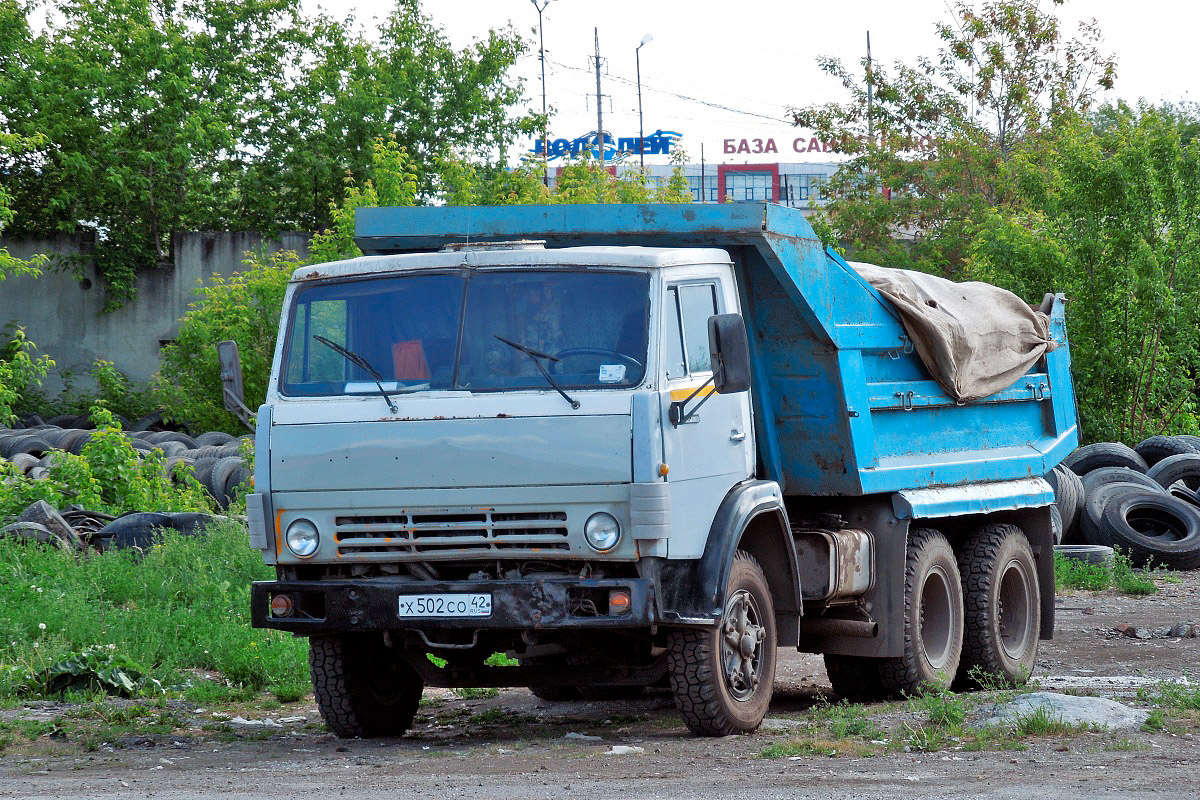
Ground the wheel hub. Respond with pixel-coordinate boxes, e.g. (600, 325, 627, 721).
(721, 589, 764, 701)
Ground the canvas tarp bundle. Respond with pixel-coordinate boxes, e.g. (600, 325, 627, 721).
(850, 262, 1055, 403)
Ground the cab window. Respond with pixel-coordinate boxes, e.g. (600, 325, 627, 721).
(664, 283, 718, 380)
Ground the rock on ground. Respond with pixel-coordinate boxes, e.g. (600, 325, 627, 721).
(978, 691, 1149, 730)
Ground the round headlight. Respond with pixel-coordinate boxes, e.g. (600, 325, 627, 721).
(584, 512, 621, 552)
(285, 518, 320, 558)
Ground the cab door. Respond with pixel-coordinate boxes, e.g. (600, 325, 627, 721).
(659, 278, 754, 558)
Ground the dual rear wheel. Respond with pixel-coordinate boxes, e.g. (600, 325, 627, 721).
(826, 524, 1040, 701)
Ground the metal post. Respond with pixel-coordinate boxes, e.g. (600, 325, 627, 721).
(636, 34, 653, 173)
(594, 28, 604, 165)
(531, 0, 553, 186)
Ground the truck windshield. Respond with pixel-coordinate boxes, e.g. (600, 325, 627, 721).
(281, 269, 650, 397)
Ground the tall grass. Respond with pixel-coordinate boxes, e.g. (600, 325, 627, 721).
(0, 520, 307, 698)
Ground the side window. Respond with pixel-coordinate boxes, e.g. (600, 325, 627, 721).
(286, 298, 348, 384)
(665, 283, 718, 379)
(664, 287, 687, 379)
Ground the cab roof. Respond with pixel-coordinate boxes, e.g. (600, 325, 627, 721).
(289, 245, 732, 282)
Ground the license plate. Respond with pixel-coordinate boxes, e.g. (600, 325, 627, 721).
(397, 593, 492, 618)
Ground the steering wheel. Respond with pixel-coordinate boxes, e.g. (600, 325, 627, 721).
(551, 348, 643, 373)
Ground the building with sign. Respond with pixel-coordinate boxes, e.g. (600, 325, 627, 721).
(534, 129, 846, 214)
(547, 160, 841, 213)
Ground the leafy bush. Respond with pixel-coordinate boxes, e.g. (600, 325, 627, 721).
(155, 251, 299, 434)
(0, 326, 53, 425)
(0, 519, 307, 698)
(0, 407, 212, 518)
(1053, 548, 1157, 595)
(19, 359, 161, 426)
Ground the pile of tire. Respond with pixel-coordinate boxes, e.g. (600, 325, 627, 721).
(1047, 435, 1200, 569)
(0, 419, 252, 511)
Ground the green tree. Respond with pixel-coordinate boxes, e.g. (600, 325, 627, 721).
(229, 0, 531, 233)
(967, 105, 1200, 442)
(0, 0, 530, 306)
(792, 0, 1115, 275)
(155, 250, 300, 433)
(0, 131, 46, 281)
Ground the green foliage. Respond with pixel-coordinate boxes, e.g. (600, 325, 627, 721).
(793, 1, 1200, 442)
(967, 105, 1200, 441)
(307, 137, 420, 264)
(793, 0, 1116, 276)
(0, 407, 213, 517)
(437, 149, 695, 207)
(1053, 549, 1157, 595)
(156, 250, 299, 433)
(0, 0, 530, 305)
(19, 359, 161, 425)
(0, 326, 53, 425)
(31, 646, 157, 698)
(0, 519, 307, 698)
(0, 132, 47, 282)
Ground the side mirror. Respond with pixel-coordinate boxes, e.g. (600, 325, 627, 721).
(217, 340, 255, 431)
(708, 313, 751, 394)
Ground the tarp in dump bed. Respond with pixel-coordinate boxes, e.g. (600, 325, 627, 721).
(850, 262, 1056, 403)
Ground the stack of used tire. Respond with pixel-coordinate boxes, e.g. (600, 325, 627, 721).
(1048, 435, 1200, 569)
(0, 420, 252, 511)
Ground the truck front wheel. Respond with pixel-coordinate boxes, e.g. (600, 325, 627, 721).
(877, 528, 963, 697)
(955, 523, 1040, 688)
(668, 551, 776, 736)
(309, 634, 423, 738)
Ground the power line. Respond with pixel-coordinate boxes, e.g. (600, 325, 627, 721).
(544, 57, 791, 124)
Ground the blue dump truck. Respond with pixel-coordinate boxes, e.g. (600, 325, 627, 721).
(243, 203, 1078, 737)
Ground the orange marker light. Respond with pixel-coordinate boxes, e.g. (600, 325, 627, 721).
(269, 594, 295, 618)
(657, 462, 670, 477)
(609, 590, 631, 615)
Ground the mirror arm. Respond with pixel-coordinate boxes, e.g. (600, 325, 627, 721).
(222, 386, 256, 432)
(669, 373, 716, 426)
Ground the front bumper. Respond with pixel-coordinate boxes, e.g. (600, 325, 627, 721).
(251, 576, 656, 635)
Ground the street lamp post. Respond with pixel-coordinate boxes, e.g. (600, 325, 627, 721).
(531, 0, 553, 186)
(636, 34, 653, 171)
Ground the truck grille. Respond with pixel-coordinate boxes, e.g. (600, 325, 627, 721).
(333, 510, 570, 557)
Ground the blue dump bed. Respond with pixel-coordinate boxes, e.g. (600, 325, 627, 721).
(356, 203, 1078, 497)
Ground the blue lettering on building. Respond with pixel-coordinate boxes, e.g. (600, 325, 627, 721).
(531, 130, 682, 162)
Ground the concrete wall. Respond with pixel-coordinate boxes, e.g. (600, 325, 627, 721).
(0, 231, 310, 394)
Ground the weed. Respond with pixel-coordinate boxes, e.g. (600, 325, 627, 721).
(1104, 738, 1150, 751)
(1054, 550, 1156, 595)
(1142, 709, 1167, 732)
(1147, 681, 1200, 711)
(0, 520, 308, 701)
(1012, 705, 1095, 735)
(814, 699, 886, 740)
(760, 737, 870, 759)
(270, 683, 309, 704)
(911, 684, 968, 728)
(182, 681, 256, 705)
(452, 687, 499, 700)
(468, 708, 509, 725)
(484, 652, 518, 667)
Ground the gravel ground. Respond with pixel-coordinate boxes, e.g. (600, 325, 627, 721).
(3, 571, 1199, 799)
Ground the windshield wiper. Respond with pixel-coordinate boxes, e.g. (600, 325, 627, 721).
(493, 334, 580, 409)
(313, 335, 398, 414)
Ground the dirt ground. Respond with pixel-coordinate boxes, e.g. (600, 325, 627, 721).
(3, 572, 1200, 800)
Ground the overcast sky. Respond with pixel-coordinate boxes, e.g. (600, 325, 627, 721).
(321, 1, 1193, 165)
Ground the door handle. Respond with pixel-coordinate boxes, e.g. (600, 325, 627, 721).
(729, 430, 747, 443)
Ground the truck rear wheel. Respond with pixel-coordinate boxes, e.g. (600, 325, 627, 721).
(877, 528, 963, 697)
(667, 551, 776, 736)
(955, 523, 1040, 688)
(309, 634, 423, 738)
